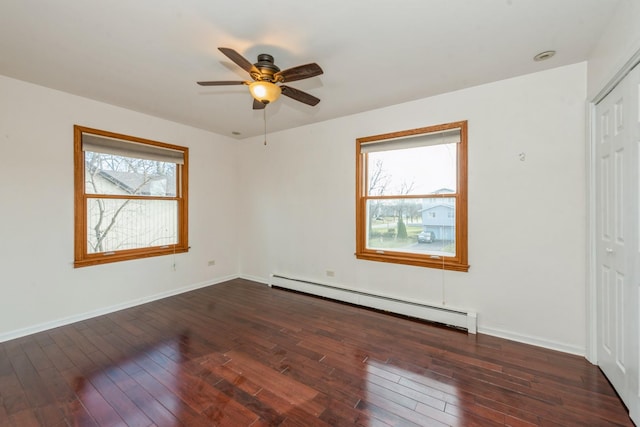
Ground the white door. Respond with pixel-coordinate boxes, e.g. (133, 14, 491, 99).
(595, 63, 640, 423)
(630, 63, 640, 425)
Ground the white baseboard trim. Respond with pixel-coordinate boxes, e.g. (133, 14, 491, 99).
(239, 274, 270, 285)
(0, 274, 239, 344)
(479, 326, 586, 357)
(269, 273, 477, 333)
(239, 275, 585, 357)
(7, 272, 586, 358)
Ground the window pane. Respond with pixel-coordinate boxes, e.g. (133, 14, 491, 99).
(85, 151, 176, 197)
(367, 143, 457, 196)
(86, 198, 178, 253)
(366, 197, 456, 257)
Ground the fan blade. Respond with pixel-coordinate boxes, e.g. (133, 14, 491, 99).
(275, 63, 323, 83)
(197, 80, 247, 86)
(218, 47, 258, 74)
(253, 99, 266, 110)
(281, 85, 320, 106)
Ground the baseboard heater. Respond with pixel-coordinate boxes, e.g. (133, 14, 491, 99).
(270, 274, 477, 333)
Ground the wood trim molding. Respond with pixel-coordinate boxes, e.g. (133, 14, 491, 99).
(355, 120, 468, 272)
(73, 125, 189, 267)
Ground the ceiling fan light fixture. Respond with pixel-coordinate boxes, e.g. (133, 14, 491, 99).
(249, 81, 281, 104)
(197, 48, 323, 108)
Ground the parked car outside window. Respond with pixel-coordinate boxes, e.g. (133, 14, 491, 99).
(417, 231, 435, 243)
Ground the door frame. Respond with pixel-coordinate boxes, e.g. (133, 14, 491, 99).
(586, 47, 640, 364)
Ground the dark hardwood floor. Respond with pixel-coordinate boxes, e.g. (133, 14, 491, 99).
(0, 278, 632, 426)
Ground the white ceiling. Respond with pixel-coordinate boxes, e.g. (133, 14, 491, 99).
(0, 0, 619, 139)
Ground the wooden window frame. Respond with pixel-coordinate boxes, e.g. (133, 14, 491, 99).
(74, 125, 189, 267)
(355, 120, 469, 272)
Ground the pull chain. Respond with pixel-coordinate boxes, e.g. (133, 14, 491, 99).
(263, 107, 267, 146)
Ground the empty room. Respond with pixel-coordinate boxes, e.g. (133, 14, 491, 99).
(1, 1, 639, 426)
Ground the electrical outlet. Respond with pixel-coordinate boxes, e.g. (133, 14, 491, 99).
(326, 270, 335, 277)
(207, 260, 216, 266)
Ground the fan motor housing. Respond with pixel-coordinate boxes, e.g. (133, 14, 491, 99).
(253, 54, 280, 81)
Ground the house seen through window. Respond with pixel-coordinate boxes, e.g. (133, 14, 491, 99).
(355, 121, 468, 271)
(74, 126, 189, 267)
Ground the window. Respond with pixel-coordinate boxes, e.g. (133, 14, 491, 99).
(355, 121, 468, 271)
(74, 125, 189, 267)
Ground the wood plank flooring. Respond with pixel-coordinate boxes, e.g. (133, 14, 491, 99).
(0, 278, 633, 426)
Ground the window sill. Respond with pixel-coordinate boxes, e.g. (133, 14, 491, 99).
(355, 251, 469, 272)
(74, 246, 189, 268)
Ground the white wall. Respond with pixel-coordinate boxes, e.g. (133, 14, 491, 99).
(0, 75, 239, 340)
(238, 63, 588, 354)
(0, 63, 589, 354)
(587, 0, 640, 98)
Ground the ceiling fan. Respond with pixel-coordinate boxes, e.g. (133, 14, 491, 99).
(197, 47, 323, 110)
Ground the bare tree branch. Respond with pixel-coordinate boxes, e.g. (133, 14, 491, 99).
(86, 152, 167, 253)
(368, 159, 390, 196)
